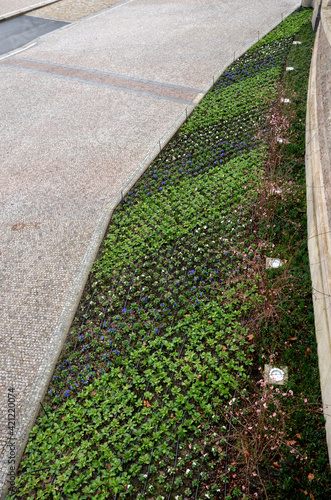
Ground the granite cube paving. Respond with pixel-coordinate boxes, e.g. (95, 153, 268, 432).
(0, 15, 68, 56)
(0, 0, 60, 20)
(30, 0, 123, 22)
(0, 0, 301, 496)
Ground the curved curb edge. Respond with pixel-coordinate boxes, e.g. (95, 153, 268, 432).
(0, 3, 302, 497)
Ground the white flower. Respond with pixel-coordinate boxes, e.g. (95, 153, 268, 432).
(186, 469, 190, 474)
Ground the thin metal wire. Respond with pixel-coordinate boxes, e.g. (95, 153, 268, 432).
(39, 402, 49, 419)
(22, 466, 51, 475)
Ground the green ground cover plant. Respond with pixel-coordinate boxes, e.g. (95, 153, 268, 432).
(9, 7, 331, 499)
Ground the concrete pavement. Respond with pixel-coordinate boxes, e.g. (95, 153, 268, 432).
(0, 0, 301, 496)
(29, 0, 123, 22)
(0, 0, 60, 21)
(0, 15, 68, 56)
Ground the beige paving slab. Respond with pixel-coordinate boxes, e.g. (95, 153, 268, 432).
(30, 0, 123, 22)
(0, 67, 186, 497)
(0, 0, 61, 20)
(17, 0, 302, 89)
(0, 0, 300, 496)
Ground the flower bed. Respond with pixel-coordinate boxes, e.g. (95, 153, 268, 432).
(9, 7, 331, 499)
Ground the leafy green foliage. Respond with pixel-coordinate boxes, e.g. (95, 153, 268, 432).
(9, 7, 331, 500)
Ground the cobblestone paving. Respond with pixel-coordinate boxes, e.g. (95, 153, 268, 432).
(30, 0, 124, 21)
(0, 0, 301, 496)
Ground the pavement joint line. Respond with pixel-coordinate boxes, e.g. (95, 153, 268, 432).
(29, 0, 137, 24)
(0, 16, 71, 59)
(0, 105, 191, 496)
(0, 42, 37, 61)
(0, 62, 195, 104)
(0, 3, 304, 497)
(0, 0, 61, 21)
(11, 57, 204, 93)
(49, 0, 136, 24)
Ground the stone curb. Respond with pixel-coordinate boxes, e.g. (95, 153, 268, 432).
(306, 21, 331, 463)
(0, 3, 301, 497)
(321, 0, 331, 45)
(0, 0, 62, 21)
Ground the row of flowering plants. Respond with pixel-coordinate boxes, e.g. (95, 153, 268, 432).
(9, 7, 331, 499)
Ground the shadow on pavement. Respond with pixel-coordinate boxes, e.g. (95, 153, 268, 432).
(0, 14, 68, 56)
